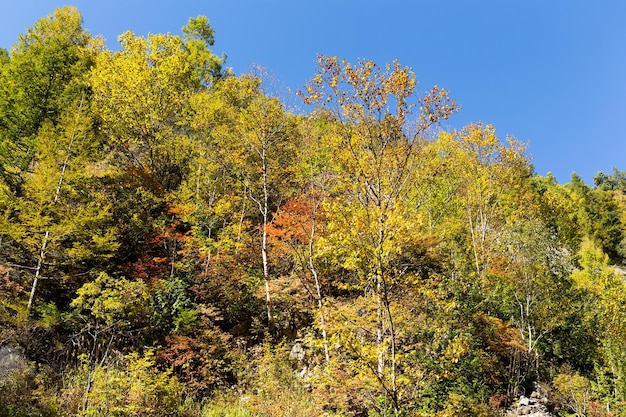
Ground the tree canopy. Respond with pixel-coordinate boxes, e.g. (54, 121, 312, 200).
(1, 8, 626, 417)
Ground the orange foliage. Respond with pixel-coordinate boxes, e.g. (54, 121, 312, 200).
(0, 265, 23, 298)
(267, 199, 321, 247)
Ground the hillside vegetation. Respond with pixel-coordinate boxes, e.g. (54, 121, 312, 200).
(2, 7, 626, 417)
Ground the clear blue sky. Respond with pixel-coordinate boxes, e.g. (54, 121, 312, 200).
(2, 1, 625, 184)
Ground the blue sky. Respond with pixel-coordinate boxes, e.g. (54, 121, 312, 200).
(2, 1, 625, 184)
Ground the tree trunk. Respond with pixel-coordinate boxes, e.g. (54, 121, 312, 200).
(27, 93, 84, 311)
(308, 202, 329, 363)
(27, 230, 49, 310)
(261, 148, 273, 327)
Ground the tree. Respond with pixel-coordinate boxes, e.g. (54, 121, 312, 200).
(594, 168, 626, 193)
(301, 55, 458, 412)
(69, 271, 151, 410)
(440, 123, 530, 282)
(0, 6, 113, 312)
(182, 15, 226, 86)
(0, 6, 98, 195)
(572, 239, 626, 406)
(89, 16, 224, 190)
(63, 349, 185, 416)
(496, 217, 575, 387)
(2, 92, 118, 316)
(229, 84, 298, 329)
(268, 196, 330, 362)
(87, 17, 227, 285)
(183, 75, 266, 337)
(170, 72, 301, 336)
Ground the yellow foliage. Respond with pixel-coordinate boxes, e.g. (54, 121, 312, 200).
(553, 370, 593, 417)
(71, 272, 149, 327)
(444, 335, 470, 364)
(71, 349, 185, 416)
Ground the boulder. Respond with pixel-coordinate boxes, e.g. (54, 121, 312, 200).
(0, 346, 29, 384)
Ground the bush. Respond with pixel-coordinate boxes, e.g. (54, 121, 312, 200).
(62, 349, 186, 416)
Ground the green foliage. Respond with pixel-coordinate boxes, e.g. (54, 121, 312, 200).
(0, 6, 98, 193)
(182, 16, 226, 84)
(151, 277, 199, 337)
(572, 239, 626, 410)
(594, 168, 626, 192)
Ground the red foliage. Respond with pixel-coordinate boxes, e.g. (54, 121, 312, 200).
(0, 266, 23, 298)
(157, 327, 237, 395)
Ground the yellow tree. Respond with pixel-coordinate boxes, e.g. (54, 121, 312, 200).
(448, 123, 530, 282)
(2, 90, 119, 321)
(301, 55, 457, 411)
(431, 124, 561, 392)
(88, 18, 226, 282)
(233, 88, 298, 329)
(89, 17, 224, 189)
(192, 74, 298, 329)
(0, 7, 110, 313)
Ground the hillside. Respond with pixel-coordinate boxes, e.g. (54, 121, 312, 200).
(1, 7, 626, 417)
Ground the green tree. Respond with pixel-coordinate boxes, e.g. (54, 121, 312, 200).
(560, 173, 626, 264)
(496, 218, 576, 387)
(237, 93, 298, 329)
(182, 15, 226, 85)
(572, 239, 626, 407)
(594, 168, 626, 192)
(0, 6, 98, 194)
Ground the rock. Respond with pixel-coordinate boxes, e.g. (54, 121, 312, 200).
(505, 386, 555, 417)
(289, 342, 305, 362)
(0, 346, 29, 386)
(0, 346, 28, 376)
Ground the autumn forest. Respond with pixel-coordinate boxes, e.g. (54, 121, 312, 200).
(2, 7, 626, 417)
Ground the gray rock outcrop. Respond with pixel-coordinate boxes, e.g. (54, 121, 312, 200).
(0, 346, 29, 383)
(506, 386, 555, 417)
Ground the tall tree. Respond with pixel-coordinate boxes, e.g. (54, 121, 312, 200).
(0, 7, 115, 315)
(5, 94, 118, 313)
(88, 17, 226, 274)
(228, 81, 298, 328)
(0, 6, 98, 194)
(572, 239, 626, 406)
(89, 16, 224, 190)
(301, 55, 457, 412)
(187, 74, 299, 331)
(447, 123, 529, 282)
